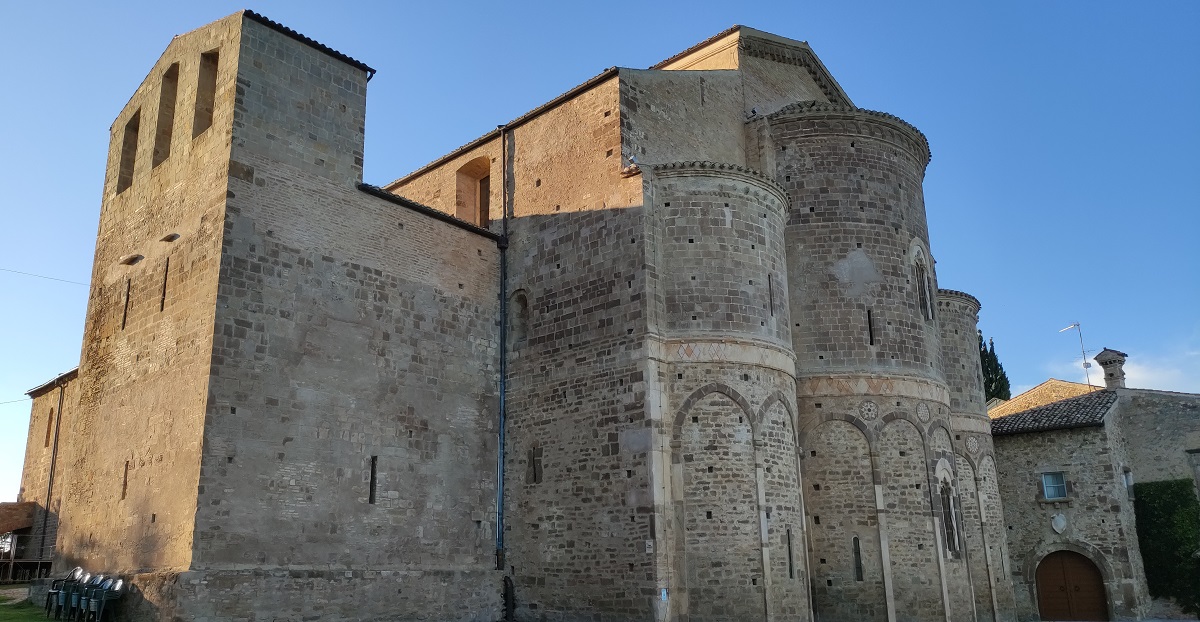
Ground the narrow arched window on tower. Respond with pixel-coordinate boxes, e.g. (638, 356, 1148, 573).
(509, 290, 529, 349)
(914, 259, 935, 321)
(455, 156, 491, 227)
(940, 480, 960, 554)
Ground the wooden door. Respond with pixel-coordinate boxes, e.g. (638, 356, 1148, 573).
(1036, 551, 1109, 620)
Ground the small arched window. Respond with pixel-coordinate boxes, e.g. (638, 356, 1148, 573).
(509, 290, 529, 349)
(912, 248, 935, 321)
(940, 480, 960, 554)
(455, 156, 491, 227)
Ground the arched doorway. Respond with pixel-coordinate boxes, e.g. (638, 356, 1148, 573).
(1036, 550, 1108, 621)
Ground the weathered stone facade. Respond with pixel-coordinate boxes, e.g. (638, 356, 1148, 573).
(15, 14, 1021, 622)
(991, 350, 1200, 621)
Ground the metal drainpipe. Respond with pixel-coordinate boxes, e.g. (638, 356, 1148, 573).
(40, 380, 66, 558)
(495, 124, 510, 572)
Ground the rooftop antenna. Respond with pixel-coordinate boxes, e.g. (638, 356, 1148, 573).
(1058, 322, 1093, 386)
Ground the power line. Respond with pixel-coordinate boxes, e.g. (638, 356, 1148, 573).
(0, 267, 88, 286)
(0, 397, 32, 406)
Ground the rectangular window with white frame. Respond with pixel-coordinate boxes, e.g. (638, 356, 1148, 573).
(1042, 471, 1067, 499)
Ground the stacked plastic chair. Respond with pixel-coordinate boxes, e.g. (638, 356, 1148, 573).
(43, 566, 83, 619)
(84, 578, 125, 621)
(51, 571, 89, 620)
(64, 574, 104, 621)
(74, 578, 111, 621)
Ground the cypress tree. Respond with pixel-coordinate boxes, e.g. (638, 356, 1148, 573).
(979, 331, 1011, 401)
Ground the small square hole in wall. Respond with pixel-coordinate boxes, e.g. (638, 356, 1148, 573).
(742, 374, 750, 381)
(706, 511, 713, 519)
(820, 558, 827, 564)
(899, 451, 906, 457)
(749, 280, 754, 285)
(398, 222, 404, 229)
(606, 149, 613, 157)
(815, 403, 822, 408)
(535, 179, 541, 187)
(786, 175, 791, 182)
(664, 202, 671, 207)
(692, 416, 699, 423)
(810, 207, 815, 212)
(226, 456, 234, 464)
(827, 579, 833, 586)
(813, 516, 820, 524)
(151, 514, 157, 523)
(955, 435, 961, 440)
(408, 431, 414, 438)
(626, 470, 633, 478)
(688, 238, 694, 243)
(555, 205, 560, 212)
(857, 243, 862, 248)
(738, 416, 743, 423)
(896, 401, 901, 406)
(230, 406, 236, 414)
(914, 483, 921, 489)
(918, 543, 924, 550)
(751, 244, 755, 249)
(677, 373, 683, 379)
(752, 578, 758, 586)
(708, 466, 713, 473)
(813, 484, 821, 491)
(604, 110, 611, 117)
(810, 450, 817, 457)
(691, 275, 696, 280)
(818, 355, 824, 360)
(458, 283, 464, 289)
(692, 315, 698, 320)
(724, 203, 729, 208)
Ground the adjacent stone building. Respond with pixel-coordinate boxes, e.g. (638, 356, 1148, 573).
(10, 11, 1022, 621)
(991, 349, 1200, 621)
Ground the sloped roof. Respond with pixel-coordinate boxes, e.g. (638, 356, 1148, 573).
(988, 378, 1102, 419)
(991, 390, 1119, 436)
(0, 502, 36, 534)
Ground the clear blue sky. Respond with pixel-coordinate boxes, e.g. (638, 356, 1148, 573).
(2, 1, 1197, 501)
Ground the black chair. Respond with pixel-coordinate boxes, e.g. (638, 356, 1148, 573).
(85, 578, 125, 622)
(65, 574, 104, 621)
(44, 566, 83, 619)
(53, 571, 90, 620)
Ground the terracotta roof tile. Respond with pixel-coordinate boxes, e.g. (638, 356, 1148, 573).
(991, 390, 1118, 436)
(988, 378, 1102, 419)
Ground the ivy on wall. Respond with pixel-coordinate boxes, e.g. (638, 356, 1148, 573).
(1133, 479, 1200, 614)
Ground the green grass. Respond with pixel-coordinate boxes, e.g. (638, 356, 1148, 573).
(0, 600, 45, 622)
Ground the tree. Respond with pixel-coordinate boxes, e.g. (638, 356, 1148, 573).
(979, 331, 1011, 401)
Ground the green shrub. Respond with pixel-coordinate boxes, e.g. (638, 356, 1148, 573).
(1133, 479, 1200, 614)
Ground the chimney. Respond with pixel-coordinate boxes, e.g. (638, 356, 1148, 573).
(1094, 348, 1128, 389)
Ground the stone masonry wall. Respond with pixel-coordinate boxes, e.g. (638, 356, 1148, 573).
(994, 426, 1148, 621)
(501, 89, 648, 618)
(53, 15, 242, 577)
(188, 18, 503, 620)
(1115, 389, 1200, 484)
(771, 106, 940, 379)
(619, 70, 746, 168)
(937, 289, 1018, 621)
(18, 376, 79, 559)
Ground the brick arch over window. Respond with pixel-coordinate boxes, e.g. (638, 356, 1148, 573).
(797, 412, 876, 457)
(757, 390, 798, 444)
(671, 382, 757, 437)
(455, 156, 491, 227)
(908, 239, 935, 321)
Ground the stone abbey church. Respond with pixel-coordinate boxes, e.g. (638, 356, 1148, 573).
(15, 11, 1023, 622)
